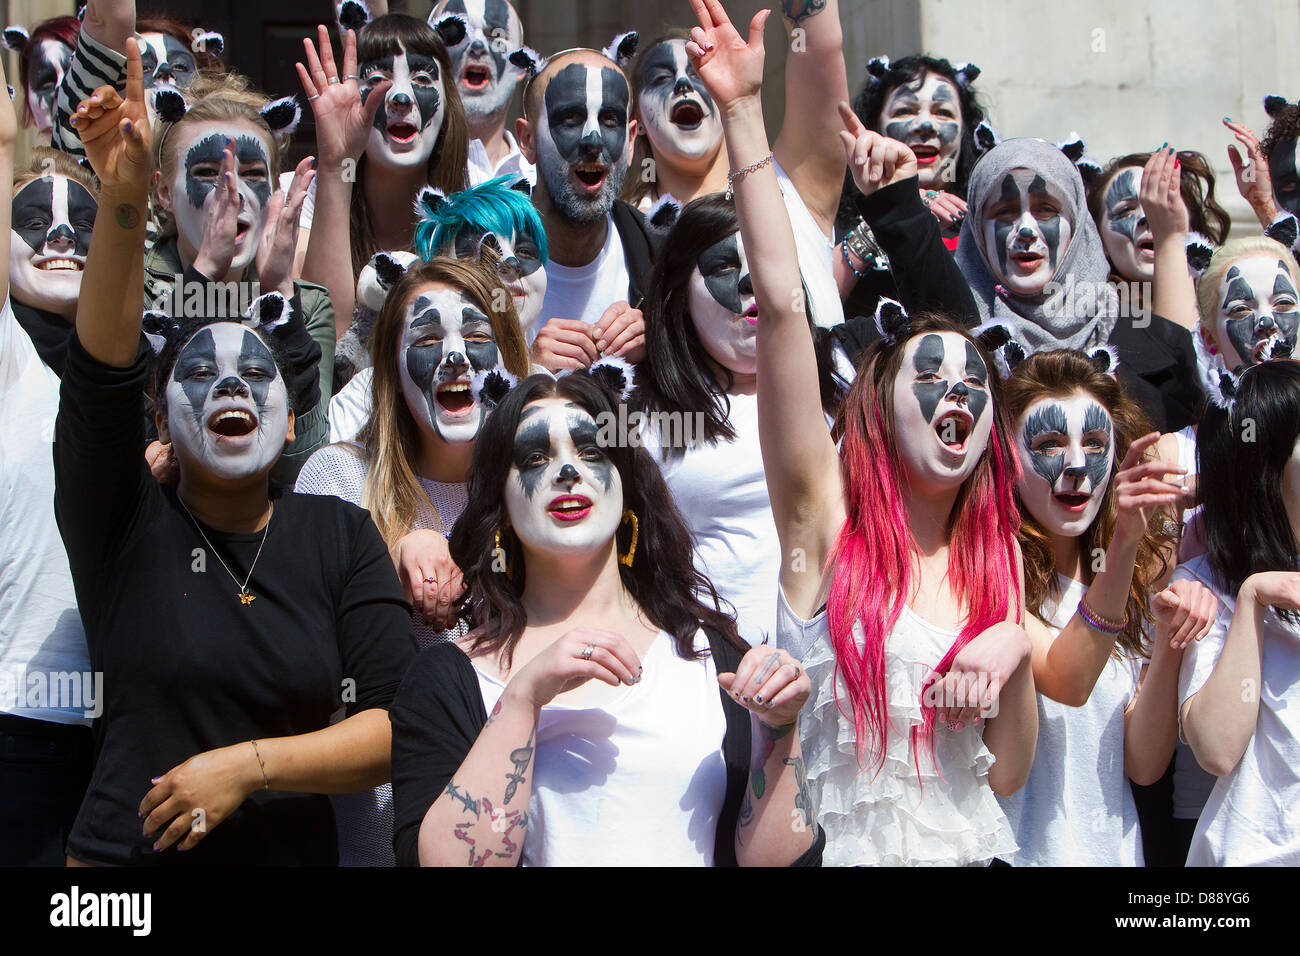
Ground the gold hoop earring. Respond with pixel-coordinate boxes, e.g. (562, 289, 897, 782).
(494, 528, 512, 580)
(618, 509, 639, 568)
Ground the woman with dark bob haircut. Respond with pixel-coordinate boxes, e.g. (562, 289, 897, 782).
(390, 370, 824, 866)
(1173, 358, 1300, 865)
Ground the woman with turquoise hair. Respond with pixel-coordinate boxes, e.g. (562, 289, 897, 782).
(330, 174, 549, 442)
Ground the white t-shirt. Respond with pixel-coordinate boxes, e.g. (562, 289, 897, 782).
(648, 390, 798, 647)
(774, 159, 844, 331)
(997, 575, 1144, 866)
(328, 366, 374, 444)
(467, 130, 536, 188)
(531, 214, 629, 343)
(472, 629, 728, 866)
(0, 298, 91, 726)
(1175, 555, 1300, 866)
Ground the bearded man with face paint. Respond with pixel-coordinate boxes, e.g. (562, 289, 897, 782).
(0, 56, 101, 867)
(53, 40, 415, 867)
(390, 373, 824, 867)
(996, 349, 1217, 867)
(956, 138, 1201, 432)
(516, 49, 656, 372)
(429, 0, 534, 186)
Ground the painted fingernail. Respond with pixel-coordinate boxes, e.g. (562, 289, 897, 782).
(310, 157, 317, 168)
(151, 777, 160, 783)
(124, 120, 132, 134)
(1160, 142, 1168, 150)
(754, 695, 764, 704)
(70, 116, 78, 126)
(1224, 117, 1232, 122)
(153, 843, 160, 852)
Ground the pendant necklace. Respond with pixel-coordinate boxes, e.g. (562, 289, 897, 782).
(179, 498, 273, 607)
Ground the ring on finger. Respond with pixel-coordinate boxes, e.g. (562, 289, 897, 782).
(345, 74, 361, 81)
(581, 643, 594, 661)
(328, 76, 341, 85)
(309, 93, 321, 101)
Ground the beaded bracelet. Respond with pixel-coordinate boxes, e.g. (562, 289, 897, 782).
(842, 236, 870, 278)
(725, 153, 774, 200)
(1077, 596, 1127, 636)
(249, 739, 270, 789)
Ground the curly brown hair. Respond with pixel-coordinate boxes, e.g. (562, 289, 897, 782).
(1086, 150, 1231, 248)
(1003, 350, 1173, 658)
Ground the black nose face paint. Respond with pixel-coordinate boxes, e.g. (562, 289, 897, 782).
(637, 39, 716, 126)
(1021, 399, 1112, 493)
(557, 462, 580, 483)
(696, 233, 749, 315)
(11, 176, 96, 258)
(140, 33, 198, 90)
(543, 63, 630, 166)
(362, 51, 445, 147)
(1219, 260, 1300, 366)
(26, 40, 71, 128)
(909, 333, 990, 426)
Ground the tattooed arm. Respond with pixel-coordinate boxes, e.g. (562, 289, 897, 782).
(771, 0, 850, 236)
(686, 0, 846, 621)
(417, 628, 643, 866)
(71, 39, 149, 367)
(724, 645, 816, 866)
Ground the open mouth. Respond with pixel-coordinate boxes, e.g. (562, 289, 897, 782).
(573, 164, 608, 193)
(670, 100, 704, 129)
(207, 408, 257, 438)
(1252, 334, 1291, 362)
(1010, 250, 1044, 271)
(548, 494, 592, 522)
(35, 257, 83, 272)
(1054, 491, 1092, 511)
(462, 63, 492, 91)
(911, 144, 939, 165)
(235, 220, 252, 242)
(387, 121, 419, 143)
(435, 381, 475, 414)
(934, 409, 972, 452)
(1136, 236, 1155, 257)
(743, 304, 759, 326)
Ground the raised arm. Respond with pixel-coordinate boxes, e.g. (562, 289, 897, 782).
(73, 38, 149, 367)
(52, 0, 133, 157)
(81, 0, 135, 52)
(297, 26, 390, 338)
(686, 0, 844, 618)
(770, 0, 850, 234)
(0, 53, 15, 309)
(1143, 147, 1199, 332)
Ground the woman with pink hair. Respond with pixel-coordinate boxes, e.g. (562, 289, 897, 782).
(685, 0, 1037, 865)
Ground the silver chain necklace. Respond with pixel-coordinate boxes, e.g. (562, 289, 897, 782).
(178, 498, 273, 607)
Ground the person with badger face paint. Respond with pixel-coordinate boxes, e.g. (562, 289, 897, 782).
(996, 347, 1218, 866)
(54, 40, 415, 867)
(2, 16, 79, 144)
(635, 193, 848, 648)
(428, 0, 533, 186)
(297, 12, 470, 344)
(297, 257, 530, 866)
(956, 139, 1201, 432)
(7, 149, 97, 378)
(686, 0, 1037, 866)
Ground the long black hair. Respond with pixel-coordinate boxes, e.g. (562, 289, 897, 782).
(836, 54, 989, 233)
(636, 193, 847, 457)
(1199, 359, 1300, 603)
(449, 372, 746, 665)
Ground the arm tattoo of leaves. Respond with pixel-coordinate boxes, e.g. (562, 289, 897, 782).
(504, 727, 535, 804)
(784, 755, 815, 828)
(782, 0, 827, 23)
(749, 720, 795, 799)
(444, 780, 480, 818)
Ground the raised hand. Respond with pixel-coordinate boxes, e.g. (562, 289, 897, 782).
(684, 0, 771, 110)
(1113, 431, 1185, 544)
(76, 37, 150, 192)
(1140, 146, 1189, 241)
(257, 155, 316, 297)
(296, 26, 389, 168)
(1224, 117, 1277, 227)
(837, 102, 917, 197)
(719, 645, 810, 728)
(191, 141, 240, 280)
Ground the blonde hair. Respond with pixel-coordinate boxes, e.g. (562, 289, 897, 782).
(13, 147, 100, 196)
(151, 70, 286, 238)
(357, 257, 532, 551)
(1196, 235, 1300, 335)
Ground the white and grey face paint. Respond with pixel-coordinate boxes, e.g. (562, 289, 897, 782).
(1214, 256, 1300, 369)
(636, 39, 721, 163)
(982, 168, 1073, 297)
(450, 229, 547, 331)
(891, 331, 994, 490)
(361, 45, 447, 168)
(139, 31, 198, 90)
(504, 398, 624, 558)
(880, 73, 962, 190)
(537, 62, 632, 224)
(1016, 392, 1115, 538)
(1269, 136, 1300, 219)
(26, 39, 72, 139)
(169, 123, 273, 274)
(165, 323, 290, 481)
(398, 285, 501, 444)
(9, 175, 96, 314)
(436, 0, 523, 120)
(1099, 167, 1153, 282)
(687, 230, 758, 374)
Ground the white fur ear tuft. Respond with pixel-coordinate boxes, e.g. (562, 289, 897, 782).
(973, 119, 999, 154)
(873, 297, 909, 345)
(470, 365, 520, 410)
(152, 85, 189, 124)
(1265, 212, 1300, 253)
(2, 25, 29, 52)
(602, 31, 639, 67)
(1088, 344, 1121, 377)
(337, 0, 372, 32)
(865, 55, 890, 80)
(244, 292, 291, 333)
(195, 31, 225, 58)
(644, 194, 682, 235)
(357, 250, 418, 311)
(432, 13, 468, 49)
(1185, 232, 1216, 276)
(1056, 132, 1087, 163)
(260, 95, 302, 136)
(508, 46, 547, 80)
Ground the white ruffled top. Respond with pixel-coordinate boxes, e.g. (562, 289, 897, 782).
(776, 589, 1018, 866)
